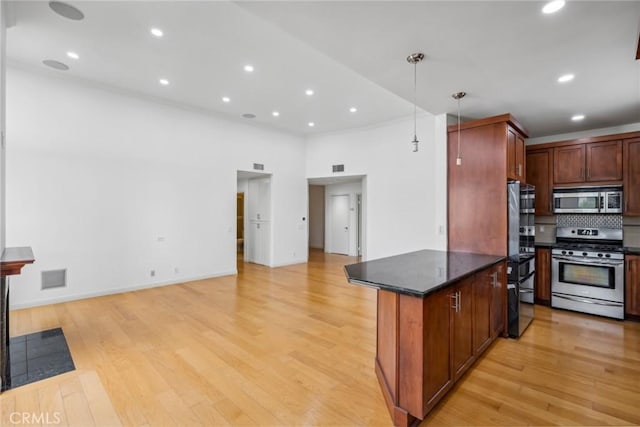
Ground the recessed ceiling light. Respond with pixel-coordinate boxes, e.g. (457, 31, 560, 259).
(150, 28, 164, 38)
(272, 111, 280, 117)
(66, 51, 79, 60)
(305, 89, 314, 96)
(222, 97, 230, 103)
(244, 65, 254, 72)
(49, 1, 84, 20)
(308, 122, 315, 127)
(542, 0, 565, 14)
(557, 73, 574, 83)
(571, 114, 585, 121)
(159, 78, 169, 86)
(42, 59, 69, 71)
(349, 107, 358, 113)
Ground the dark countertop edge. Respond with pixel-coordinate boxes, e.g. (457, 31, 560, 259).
(346, 256, 506, 298)
(625, 247, 640, 255)
(534, 242, 555, 248)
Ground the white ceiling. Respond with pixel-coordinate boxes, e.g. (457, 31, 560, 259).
(6, 1, 640, 138)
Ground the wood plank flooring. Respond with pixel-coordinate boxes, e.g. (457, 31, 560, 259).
(2, 249, 640, 426)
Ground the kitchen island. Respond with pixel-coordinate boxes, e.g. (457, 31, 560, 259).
(344, 250, 506, 427)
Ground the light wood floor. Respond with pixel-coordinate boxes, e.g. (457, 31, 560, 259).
(2, 249, 640, 426)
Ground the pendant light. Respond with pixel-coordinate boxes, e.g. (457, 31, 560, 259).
(452, 91, 466, 166)
(407, 53, 424, 152)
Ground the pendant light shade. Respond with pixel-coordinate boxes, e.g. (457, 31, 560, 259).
(407, 53, 424, 152)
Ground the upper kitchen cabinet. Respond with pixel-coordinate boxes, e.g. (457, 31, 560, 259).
(525, 148, 553, 216)
(624, 138, 640, 216)
(448, 114, 528, 255)
(553, 140, 622, 186)
(507, 128, 526, 181)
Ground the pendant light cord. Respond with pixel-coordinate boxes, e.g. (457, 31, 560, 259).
(456, 96, 461, 159)
(413, 62, 417, 141)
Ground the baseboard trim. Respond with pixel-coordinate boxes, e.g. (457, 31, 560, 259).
(270, 259, 308, 268)
(9, 270, 238, 309)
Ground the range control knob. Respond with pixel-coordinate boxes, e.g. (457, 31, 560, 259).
(597, 253, 603, 257)
(561, 250, 567, 255)
(568, 251, 574, 255)
(605, 254, 611, 258)
(582, 252, 588, 257)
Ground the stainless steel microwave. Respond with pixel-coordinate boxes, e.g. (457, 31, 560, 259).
(553, 186, 622, 214)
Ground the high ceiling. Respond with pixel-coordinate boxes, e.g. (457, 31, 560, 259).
(6, 1, 640, 138)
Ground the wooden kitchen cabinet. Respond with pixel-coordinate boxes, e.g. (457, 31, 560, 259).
(448, 114, 528, 255)
(490, 262, 506, 338)
(535, 247, 551, 305)
(625, 255, 640, 317)
(624, 138, 640, 215)
(473, 272, 492, 355)
(553, 140, 622, 186)
(526, 148, 554, 215)
(507, 128, 526, 181)
(452, 276, 474, 381)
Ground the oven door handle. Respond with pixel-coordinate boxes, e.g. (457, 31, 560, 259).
(552, 256, 623, 266)
(553, 293, 623, 307)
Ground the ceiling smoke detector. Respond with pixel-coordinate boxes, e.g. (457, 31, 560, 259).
(242, 113, 256, 119)
(49, 1, 85, 20)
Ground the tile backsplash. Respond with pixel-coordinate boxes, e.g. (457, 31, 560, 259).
(556, 214, 623, 229)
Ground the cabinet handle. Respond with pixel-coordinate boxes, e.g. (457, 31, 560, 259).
(587, 168, 590, 180)
(491, 272, 498, 288)
(580, 167, 584, 180)
(457, 291, 461, 312)
(451, 291, 460, 313)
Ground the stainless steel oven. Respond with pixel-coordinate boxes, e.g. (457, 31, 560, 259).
(551, 227, 624, 319)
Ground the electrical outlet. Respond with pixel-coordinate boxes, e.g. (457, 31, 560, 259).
(150, 270, 155, 277)
(539, 225, 545, 232)
(174, 267, 179, 274)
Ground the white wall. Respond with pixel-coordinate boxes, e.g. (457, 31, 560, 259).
(325, 181, 361, 256)
(0, 3, 6, 253)
(6, 67, 308, 308)
(306, 113, 448, 260)
(308, 185, 324, 249)
(527, 122, 640, 145)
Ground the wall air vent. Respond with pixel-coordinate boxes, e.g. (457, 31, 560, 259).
(332, 164, 345, 173)
(253, 163, 264, 171)
(42, 269, 67, 290)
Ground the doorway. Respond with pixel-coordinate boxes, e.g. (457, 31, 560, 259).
(237, 170, 272, 267)
(329, 194, 350, 255)
(307, 175, 366, 259)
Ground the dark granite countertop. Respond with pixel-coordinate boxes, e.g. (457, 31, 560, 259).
(344, 249, 505, 298)
(625, 247, 640, 255)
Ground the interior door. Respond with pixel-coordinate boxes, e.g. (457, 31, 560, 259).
(330, 194, 350, 255)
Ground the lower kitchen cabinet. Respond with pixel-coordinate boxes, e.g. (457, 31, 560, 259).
(382, 261, 506, 426)
(490, 262, 506, 338)
(626, 255, 640, 317)
(535, 247, 551, 305)
(452, 276, 474, 381)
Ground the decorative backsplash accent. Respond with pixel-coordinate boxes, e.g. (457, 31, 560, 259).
(557, 214, 623, 229)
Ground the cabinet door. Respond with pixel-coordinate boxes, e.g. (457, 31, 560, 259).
(624, 138, 640, 216)
(452, 277, 474, 381)
(586, 140, 622, 182)
(535, 248, 551, 305)
(490, 262, 506, 338)
(516, 134, 526, 180)
(554, 145, 586, 184)
(507, 128, 518, 180)
(421, 289, 453, 416)
(473, 270, 492, 355)
(626, 255, 640, 317)
(526, 149, 553, 215)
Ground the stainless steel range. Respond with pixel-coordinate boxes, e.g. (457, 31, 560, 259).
(551, 227, 624, 319)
